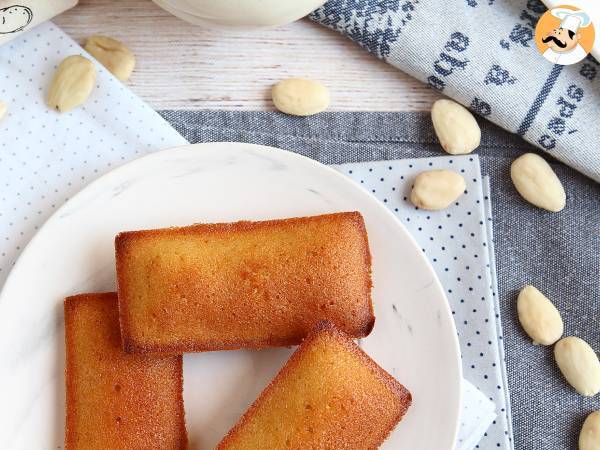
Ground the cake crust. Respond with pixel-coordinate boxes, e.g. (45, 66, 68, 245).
(115, 212, 374, 353)
(217, 321, 412, 449)
(64, 293, 187, 449)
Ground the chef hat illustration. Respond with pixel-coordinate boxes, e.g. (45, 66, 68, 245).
(551, 7, 591, 33)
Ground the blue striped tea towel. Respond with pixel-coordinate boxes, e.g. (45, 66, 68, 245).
(311, 0, 600, 183)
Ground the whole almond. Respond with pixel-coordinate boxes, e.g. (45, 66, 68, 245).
(85, 35, 135, 82)
(272, 78, 329, 116)
(517, 285, 563, 345)
(431, 99, 481, 155)
(580, 411, 600, 450)
(410, 170, 466, 210)
(554, 337, 600, 396)
(0, 100, 6, 121)
(511, 153, 566, 212)
(47, 55, 97, 113)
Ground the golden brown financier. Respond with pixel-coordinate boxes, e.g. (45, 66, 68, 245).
(64, 293, 187, 449)
(115, 212, 374, 353)
(217, 321, 412, 449)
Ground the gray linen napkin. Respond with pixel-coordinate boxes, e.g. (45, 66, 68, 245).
(309, 0, 600, 183)
(160, 110, 600, 450)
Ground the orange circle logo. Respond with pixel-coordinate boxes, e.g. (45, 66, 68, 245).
(535, 5, 595, 65)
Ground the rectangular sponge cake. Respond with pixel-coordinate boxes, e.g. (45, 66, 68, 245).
(64, 293, 187, 449)
(217, 321, 412, 449)
(115, 212, 374, 353)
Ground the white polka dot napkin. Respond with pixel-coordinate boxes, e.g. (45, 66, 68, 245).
(0, 22, 187, 286)
(336, 158, 511, 449)
(0, 22, 508, 449)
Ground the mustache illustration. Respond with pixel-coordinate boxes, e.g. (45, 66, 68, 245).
(542, 35, 567, 48)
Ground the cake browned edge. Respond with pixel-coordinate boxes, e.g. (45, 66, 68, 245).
(216, 320, 412, 449)
(115, 211, 374, 354)
(64, 292, 188, 449)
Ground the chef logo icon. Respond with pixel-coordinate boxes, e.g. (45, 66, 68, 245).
(535, 5, 595, 65)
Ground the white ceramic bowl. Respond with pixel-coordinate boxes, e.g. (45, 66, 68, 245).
(152, 0, 327, 29)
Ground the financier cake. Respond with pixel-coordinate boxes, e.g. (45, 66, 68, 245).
(115, 212, 374, 353)
(64, 293, 187, 449)
(217, 321, 412, 449)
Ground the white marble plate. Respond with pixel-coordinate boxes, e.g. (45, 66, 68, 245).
(0, 142, 461, 449)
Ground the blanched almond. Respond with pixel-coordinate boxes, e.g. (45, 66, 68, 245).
(272, 78, 329, 116)
(580, 411, 600, 450)
(47, 55, 97, 113)
(410, 170, 465, 210)
(431, 99, 481, 155)
(85, 35, 135, 82)
(510, 153, 566, 212)
(517, 285, 563, 345)
(555, 337, 600, 396)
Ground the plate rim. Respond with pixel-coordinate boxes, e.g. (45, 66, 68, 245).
(0, 142, 463, 448)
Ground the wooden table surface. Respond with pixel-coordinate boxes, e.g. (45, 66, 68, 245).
(55, 0, 441, 111)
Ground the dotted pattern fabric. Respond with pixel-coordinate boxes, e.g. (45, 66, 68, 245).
(337, 156, 512, 450)
(0, 22, 187, 286)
